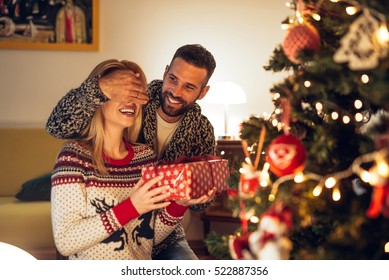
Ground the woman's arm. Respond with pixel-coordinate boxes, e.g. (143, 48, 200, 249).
(153, 202, 188, 246)
(50, 145, 140, 256)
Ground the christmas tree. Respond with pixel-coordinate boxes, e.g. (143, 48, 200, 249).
(205, 0, 389, 260)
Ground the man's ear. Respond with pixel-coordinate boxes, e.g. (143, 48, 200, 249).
(198, 85, 210, 100)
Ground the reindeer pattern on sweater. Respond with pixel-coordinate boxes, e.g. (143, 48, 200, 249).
(51, 141, 185, 260)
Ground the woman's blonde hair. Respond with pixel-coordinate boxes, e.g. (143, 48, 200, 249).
(79, 59, 147, 174)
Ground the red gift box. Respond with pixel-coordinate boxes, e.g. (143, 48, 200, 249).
(141, 155, 230, 200)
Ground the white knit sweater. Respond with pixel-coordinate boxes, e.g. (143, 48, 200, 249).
(51, 141, 187, 260)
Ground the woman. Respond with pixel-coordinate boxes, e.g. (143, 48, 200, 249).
(51, 59, 188, 260)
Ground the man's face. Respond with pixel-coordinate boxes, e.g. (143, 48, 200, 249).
(159, 57, 210, 122)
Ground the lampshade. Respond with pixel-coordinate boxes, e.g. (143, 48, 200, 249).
(203, 81, 247, 104)
(0, 242, 36, 260)
(203, 81, 247, 139)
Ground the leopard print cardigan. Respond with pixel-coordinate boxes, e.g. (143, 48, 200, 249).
(140, 80, 216, 256)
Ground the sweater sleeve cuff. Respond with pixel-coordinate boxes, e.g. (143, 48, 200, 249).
(166, 201, 189, 217)
(113, 198, 139, 226)
(88, 76, 109, 103)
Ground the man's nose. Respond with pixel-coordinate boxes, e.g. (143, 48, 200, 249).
(170, 84, 184, 97)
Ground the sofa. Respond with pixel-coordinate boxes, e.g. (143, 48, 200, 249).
(0, 128, 63, 259)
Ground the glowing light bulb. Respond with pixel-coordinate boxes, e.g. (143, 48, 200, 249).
(239, 167, 247, 174)
(331, 112, 339, 120)
(377, 161, 389, 177)
(296, 11, 304, 24)
(354, 99, 363, 109)
(281, 23, 290, 30)
(343, 116, 351, 124)
(361, 74, 369, 84)
(355, 113, 363, 122)
(332, 187, 341, 201)
(360, 170, 371, 183)
(269, 194, 275, 201)
(294, 172, 304, 183)
(311, 13, 321, 21)
(304, 80, 311, 87)
(376, 24, 389, 44)
(313, 184, 323, 196)
(346, 6, 358, 15)
(325, 177, 336, 188)
(250, 216, 260, 223)
(315, 102, 323, 111)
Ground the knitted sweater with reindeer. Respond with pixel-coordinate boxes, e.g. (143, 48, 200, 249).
(46, 78, 216, 257)
(51, 141, 187, 260)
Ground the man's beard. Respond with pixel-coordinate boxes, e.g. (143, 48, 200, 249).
(158, 90, 194, 117)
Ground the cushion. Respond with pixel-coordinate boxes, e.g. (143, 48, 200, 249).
(15, 173, 52, 201)
(0, 197, 54, 249)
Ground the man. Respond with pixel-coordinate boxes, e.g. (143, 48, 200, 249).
(46, 44, 217, 260)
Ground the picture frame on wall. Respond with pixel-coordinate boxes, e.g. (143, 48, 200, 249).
(0, 0, 99, 51)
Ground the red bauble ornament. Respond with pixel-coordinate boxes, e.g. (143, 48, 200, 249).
(282, 23, 320, 64)
(266, 134, 306, 177)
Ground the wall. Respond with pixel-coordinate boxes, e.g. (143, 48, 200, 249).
(0, 0, 290, 135)
(0, 0, 291, 239)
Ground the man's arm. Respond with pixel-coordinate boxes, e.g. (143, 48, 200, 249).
(46, 70, 149, 139)
(46, 77, 106, 139)
(189, 116, 216, 212)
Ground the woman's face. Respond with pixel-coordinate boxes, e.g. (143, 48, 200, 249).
(101, 100, 140, 130)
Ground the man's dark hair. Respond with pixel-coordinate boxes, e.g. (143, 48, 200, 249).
(171, 44, 216, 85)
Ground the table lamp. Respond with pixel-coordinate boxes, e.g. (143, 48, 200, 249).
(0, 242, 36, 260)
(203, 81, 247, 139)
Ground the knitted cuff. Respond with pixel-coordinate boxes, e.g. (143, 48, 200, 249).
(166, 201, 188, 217)
(113, 198, 139, 226)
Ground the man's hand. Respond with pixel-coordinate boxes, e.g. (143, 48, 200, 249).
(175, 188, 216, 207)
(98, 69, 149, 104)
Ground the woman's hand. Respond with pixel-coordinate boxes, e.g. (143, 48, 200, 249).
(175, 187, 216, 207)
(130, 175, 171, 215)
